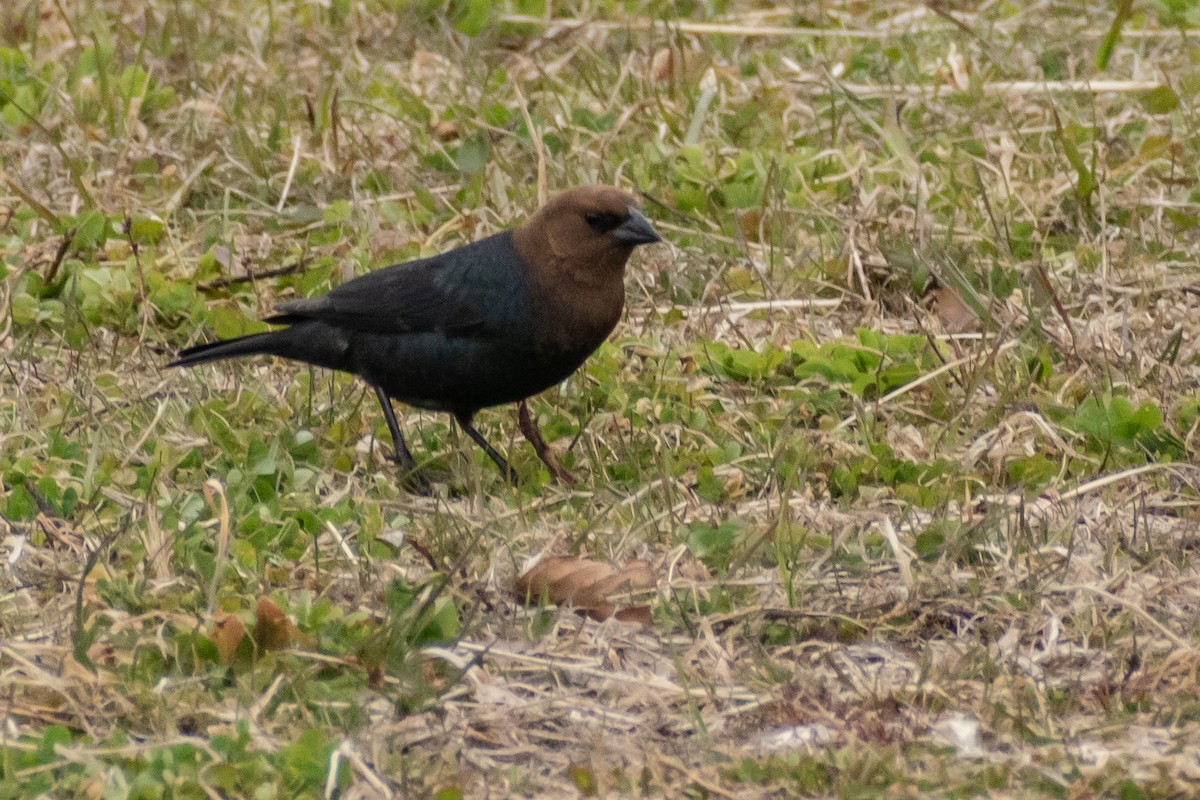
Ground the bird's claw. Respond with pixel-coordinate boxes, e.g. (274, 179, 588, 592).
(547, 462, 579, 486)
(517, 400, 579, 486)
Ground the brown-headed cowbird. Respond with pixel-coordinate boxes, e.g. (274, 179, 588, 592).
(170, 185, 661, 484)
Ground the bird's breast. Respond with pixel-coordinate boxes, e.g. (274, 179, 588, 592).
(531, 278, 624, 355)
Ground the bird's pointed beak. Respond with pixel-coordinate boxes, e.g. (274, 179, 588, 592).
(611, 206, 662, 246)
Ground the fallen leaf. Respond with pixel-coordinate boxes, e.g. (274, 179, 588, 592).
(930, 285, 980, 333)
(211, 613, 247, 665)
(737, 209, 769, 243)
(253, 597, 292, 652)
(649, 47, 674, 83)
(515, 556, 656, 624)
(86, 640, 117, 668)
(646, 42, 708, 86)
(212, 245, 233, 270)
(613, 606, 654, 626)
(430, 119, 460, 141)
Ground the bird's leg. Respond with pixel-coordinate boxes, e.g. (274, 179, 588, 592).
(517, 400, 579, 486)
(372, 385, 418, 473)
(454, 412, 519, 486)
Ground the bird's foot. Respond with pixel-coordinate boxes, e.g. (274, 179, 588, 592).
(383, 451, 436, 494)
(517, 400, 579, 486)
(545, 458, 579, 487)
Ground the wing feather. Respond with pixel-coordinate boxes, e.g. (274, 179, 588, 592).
(265, 231, 523, 335)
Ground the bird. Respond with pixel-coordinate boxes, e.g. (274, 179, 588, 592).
(170, 185, 662, 485)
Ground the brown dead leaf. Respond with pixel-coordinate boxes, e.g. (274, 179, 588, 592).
(613, 606, 655, 626)
(422, 658, 448, 691)
(211, 613, 247, 665)
(86, 640, 117, 668)
(211, 245, 233, 270)
(930, 285, 980, 333)
(514, 556, 656, 624)
(737, 209, 769, 243)
(253, 597, 292, 652)
(430, 119, 460, 141)
(646, 42, 708, 86)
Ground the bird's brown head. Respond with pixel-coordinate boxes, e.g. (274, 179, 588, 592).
(512, 185, 661, 288)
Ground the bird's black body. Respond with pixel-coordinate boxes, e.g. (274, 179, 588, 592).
(174, 231, 601, 414)
(171, 185, 660, 484)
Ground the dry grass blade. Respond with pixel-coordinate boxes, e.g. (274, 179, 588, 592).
(831, 79, 1167, 97)
(500, 14, 899, 38)
(201, 479, 231, 616)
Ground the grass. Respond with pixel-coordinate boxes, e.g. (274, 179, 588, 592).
(3, 0, 1200, 796)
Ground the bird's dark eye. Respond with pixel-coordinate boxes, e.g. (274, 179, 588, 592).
(583, 210, 621, 232)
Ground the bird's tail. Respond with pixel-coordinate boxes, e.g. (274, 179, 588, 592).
(169, 331, 285, 368)
(170, 324, 350, 372)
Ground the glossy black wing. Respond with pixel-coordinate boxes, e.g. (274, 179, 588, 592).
(265, 231, 524, 335)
